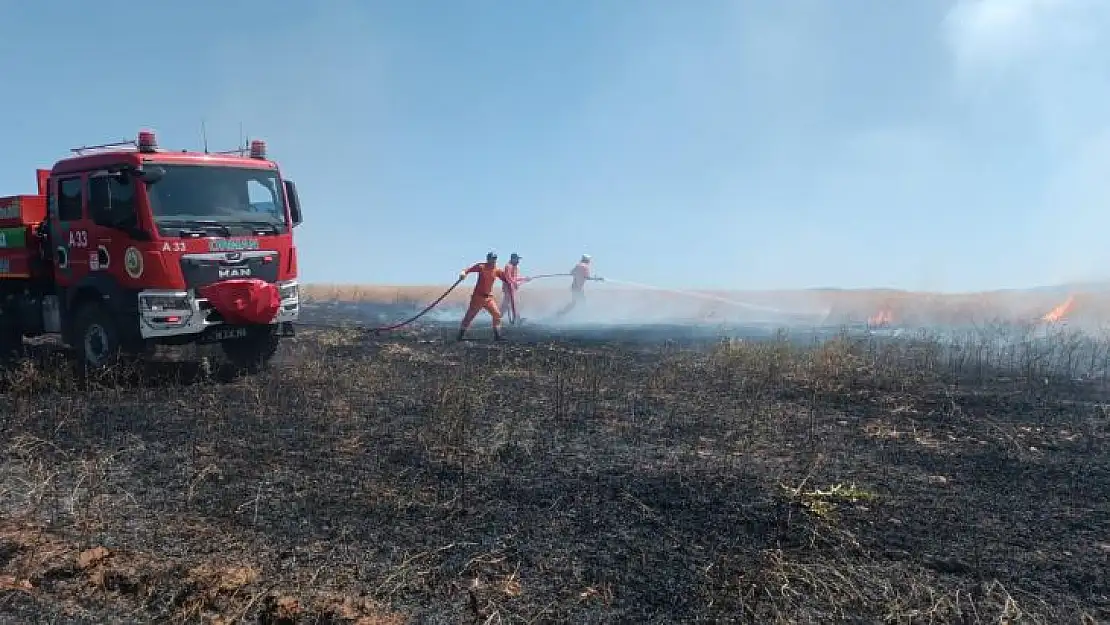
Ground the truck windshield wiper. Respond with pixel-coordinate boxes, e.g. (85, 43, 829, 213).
(156, 220, 205, 238)
(188, 220, 233, 237)
(241, 221, 282, 235)
(156, 220, 232, 237)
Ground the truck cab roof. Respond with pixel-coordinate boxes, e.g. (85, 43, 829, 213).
(52, 130, 279, 176)
(52, 149, 279, 177)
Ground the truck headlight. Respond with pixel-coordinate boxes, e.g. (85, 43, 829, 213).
(139, 293, 191, 312)
(278, 281, 299, 301)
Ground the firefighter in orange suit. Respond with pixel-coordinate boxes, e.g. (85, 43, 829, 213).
(457, 251, 511, 341)
(500, 253, 529, 324)
(555, 254, 603, 317)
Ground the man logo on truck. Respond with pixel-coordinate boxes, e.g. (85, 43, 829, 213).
(218, 267, 252, 279)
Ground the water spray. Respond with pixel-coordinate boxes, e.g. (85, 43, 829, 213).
(600, 278, 794, 315)
(518, 272, 829, 321)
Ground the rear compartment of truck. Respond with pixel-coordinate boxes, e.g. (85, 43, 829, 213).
(0, 194, 45, 280)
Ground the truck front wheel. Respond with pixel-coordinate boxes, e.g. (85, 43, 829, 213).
(72, 302, 125, 371)
(220, 327, 279, 374)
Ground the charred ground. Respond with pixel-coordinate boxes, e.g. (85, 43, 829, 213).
(1, 317, 1108, 623)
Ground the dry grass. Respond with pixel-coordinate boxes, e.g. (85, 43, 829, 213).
(301, 282, 1110, 327)
(303, 284, 468, 307)
(301, 283, 573, 314)
(1, 323, 1108, 623)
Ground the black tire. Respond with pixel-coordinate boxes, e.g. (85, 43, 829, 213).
(0, 306, 24, 360)
(71, 302, 126, 372)
(220, 327, 279, 374)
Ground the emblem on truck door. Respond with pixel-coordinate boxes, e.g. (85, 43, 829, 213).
(124, 247, 143, 278)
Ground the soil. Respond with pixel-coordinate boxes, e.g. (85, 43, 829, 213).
(0, 318, 1108, 623)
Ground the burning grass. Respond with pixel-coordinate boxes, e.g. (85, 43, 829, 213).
(1, 324, 1108, 622)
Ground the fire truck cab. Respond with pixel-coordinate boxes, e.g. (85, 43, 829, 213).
(0, 129, 303, 372)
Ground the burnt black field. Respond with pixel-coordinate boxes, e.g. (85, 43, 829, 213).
(1, 302, 1108, 623)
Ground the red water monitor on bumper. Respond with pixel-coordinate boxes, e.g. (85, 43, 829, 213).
(0, 129, 304, 371)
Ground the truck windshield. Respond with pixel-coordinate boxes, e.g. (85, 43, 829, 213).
(145, 164, 288, 235)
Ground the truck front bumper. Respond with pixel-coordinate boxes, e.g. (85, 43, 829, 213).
(137, 280, 300, 340)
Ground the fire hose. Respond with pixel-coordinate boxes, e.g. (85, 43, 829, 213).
(366, 272, 588, 331)
(366, 276, 466, 334)
(299, 271, 575, 335)
(505, 273, 567, 325)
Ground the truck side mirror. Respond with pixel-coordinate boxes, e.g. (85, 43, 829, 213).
(129, 165, 164, 184)
(284, 180, 303, 227)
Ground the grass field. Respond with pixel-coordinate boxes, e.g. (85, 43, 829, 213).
(299, 282, 1104, 327)
(1, 317, 1108, 623)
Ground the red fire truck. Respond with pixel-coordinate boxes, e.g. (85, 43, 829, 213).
(0, 129, 303, 372)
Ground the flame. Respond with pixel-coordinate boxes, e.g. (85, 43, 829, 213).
(868, 306, 894, 327)
(1041, 295, 1075, 323)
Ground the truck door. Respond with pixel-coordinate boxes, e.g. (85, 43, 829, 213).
(87, 171, 140, 286)
(49, 173, 88, 289)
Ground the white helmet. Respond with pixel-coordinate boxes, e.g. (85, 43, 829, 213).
(581, 254, 591, 262)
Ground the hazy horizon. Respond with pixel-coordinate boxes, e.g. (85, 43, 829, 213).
(301, 277, 1094, 296)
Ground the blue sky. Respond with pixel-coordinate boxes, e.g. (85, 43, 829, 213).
(1, 0, 1108, 291)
